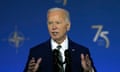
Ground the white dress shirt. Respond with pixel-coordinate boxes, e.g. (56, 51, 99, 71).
(51, 37, 68, 62)
(51, 37, 68, 70)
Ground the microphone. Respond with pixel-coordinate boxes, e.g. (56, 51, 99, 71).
(64, 49, 71, 72)
(64, 49, 70, 64)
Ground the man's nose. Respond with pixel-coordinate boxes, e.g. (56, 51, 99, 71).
(52, 24, 57, 30)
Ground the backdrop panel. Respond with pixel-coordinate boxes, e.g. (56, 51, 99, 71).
(0, 0, 120, 72)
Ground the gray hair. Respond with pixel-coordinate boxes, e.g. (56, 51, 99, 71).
(47, 7, 70, 24)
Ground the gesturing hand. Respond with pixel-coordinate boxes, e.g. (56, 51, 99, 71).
(81, 54, 92, 72)
(27, 57, 42, 72)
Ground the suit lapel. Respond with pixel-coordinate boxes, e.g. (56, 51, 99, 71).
(68, 39, 76, 72)
(43, 39, 53, 72)
(68, 39, 82, 72)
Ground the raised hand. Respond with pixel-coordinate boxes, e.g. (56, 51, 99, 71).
(27, 57, 42, 72)
(81, 54, 92, 72)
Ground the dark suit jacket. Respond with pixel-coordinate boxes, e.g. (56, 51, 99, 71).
(24, 39, 96, 72)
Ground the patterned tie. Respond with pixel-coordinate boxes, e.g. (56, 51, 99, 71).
(53, 45, 64, 72)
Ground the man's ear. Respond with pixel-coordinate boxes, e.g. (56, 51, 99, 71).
(67, 23, 71, 31)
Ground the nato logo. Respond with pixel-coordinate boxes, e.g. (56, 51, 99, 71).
(91, 25, 110, 48)
(2, 26, 29, 53)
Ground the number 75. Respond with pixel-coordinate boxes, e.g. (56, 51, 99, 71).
(91, 25, 110, 48)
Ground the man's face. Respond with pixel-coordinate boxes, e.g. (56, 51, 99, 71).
(47, 10, 70, 42)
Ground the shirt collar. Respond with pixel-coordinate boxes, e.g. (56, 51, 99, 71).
(51, 36, 68, 50)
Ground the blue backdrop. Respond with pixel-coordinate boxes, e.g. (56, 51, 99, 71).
(0, 0, 120, 72)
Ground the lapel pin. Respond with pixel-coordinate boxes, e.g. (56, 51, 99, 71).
(72, 49, 75, 52)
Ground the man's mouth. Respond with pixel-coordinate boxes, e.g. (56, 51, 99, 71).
(52, 32, 58, 36)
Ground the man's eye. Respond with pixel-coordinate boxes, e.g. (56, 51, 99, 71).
(48, 22, 53, 24)
(56, 21, 61, 24)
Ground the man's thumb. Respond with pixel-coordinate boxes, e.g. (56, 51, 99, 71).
(33, 58, 42, 72)
(37, 58, 42, 65)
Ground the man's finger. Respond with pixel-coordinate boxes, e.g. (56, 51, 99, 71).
(29, 62, 36, 67)
(86, 54, 89, 62)
(33, 58, 42, 72)
(28, 64, 35, 70)
(27, 57, 36, 71)
(86, 54, 89, 60)
(28, 57, 36, 66)
(29, 57, 35, 63)
(85, 54, 91, 66)
(81, 53, 85, 61)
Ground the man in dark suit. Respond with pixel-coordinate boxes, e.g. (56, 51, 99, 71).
(24, 7, 96, 72)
